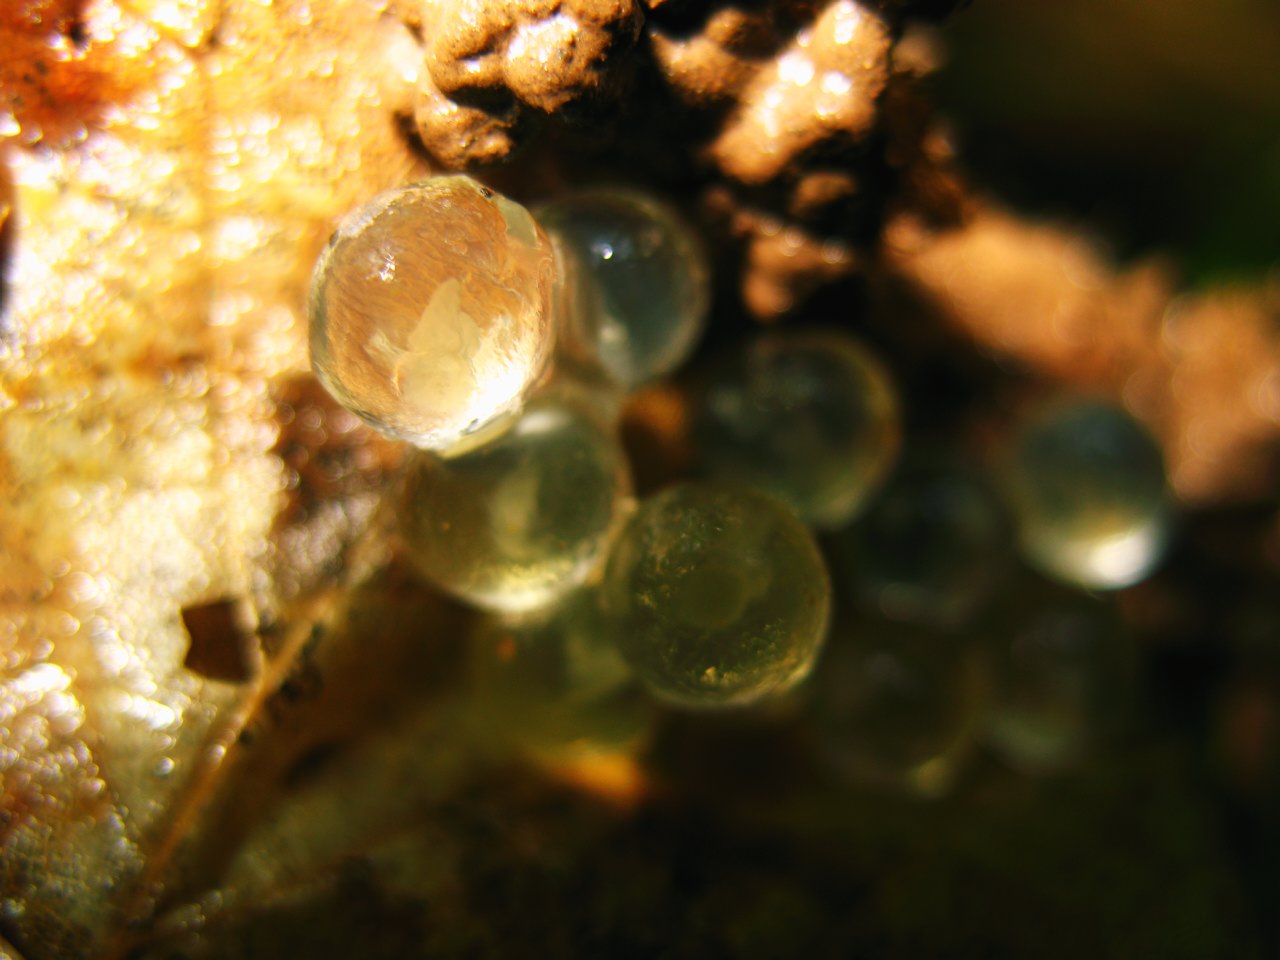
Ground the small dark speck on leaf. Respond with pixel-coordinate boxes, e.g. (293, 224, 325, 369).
(66, 16, 89, 49)
(284, 741, 343, 789)
(182, 598, 257, 683)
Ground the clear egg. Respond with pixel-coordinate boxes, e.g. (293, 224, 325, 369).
(310, 176, 556, 454)
(400, 394, 631, 613)
(694, 330, 900, 528)
(981, 578, 1135, 773)
(469, 587, 651, 761)
(832, 455, 1011, 628)
(537, 187, 709, 387)
(601, 482, 831, 708)
(1002, 399, 1171, 590)
(811, 621, 989, 797)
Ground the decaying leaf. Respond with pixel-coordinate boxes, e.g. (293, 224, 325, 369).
(1, 0, 423, 953)
(0, 0, 153, 147)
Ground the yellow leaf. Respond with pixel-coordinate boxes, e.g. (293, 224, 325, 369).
(1, 1, 423, 954)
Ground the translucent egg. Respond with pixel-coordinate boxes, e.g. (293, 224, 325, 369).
(469, 587, 651, 761)
(1002, 399, 1170, 590)
(310, 176, 556, 454)
(694, 330, 900, 528)
(537, 188, 709, 387)
(981, 579, 1134, 772)
(812, 622, 988, 797)
(400, 394, 631, 612)
(832, 456, 1011, 627)
(601, 482, 830, 708)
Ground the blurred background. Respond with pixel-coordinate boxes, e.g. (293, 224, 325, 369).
(938, 0, 1280, 285)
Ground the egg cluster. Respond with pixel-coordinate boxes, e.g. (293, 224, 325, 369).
(310, 175, 1173, 787)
